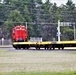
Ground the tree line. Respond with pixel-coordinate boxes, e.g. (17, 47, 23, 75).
(0, 0, 76, 41)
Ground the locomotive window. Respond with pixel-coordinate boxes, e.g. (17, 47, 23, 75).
(13, 30, 15, 33)
(16, 28, 20, 30)
(22, 28, 26, 30)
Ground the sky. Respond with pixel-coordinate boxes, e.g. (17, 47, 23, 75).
(42, 0, 76, 6)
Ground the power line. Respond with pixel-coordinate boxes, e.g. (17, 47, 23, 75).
(0, 20, 58, 25)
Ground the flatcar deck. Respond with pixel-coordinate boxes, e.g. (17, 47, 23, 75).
(12, 41, 76, 49)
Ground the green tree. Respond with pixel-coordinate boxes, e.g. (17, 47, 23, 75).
(60, 0, 75, 40)
(61, 27, 74, 40)
(66, 0, 75, 10)
(4, 10, 25, 38)
(0, 0, 76, 40)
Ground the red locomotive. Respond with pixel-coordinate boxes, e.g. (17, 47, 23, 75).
(12, 25, 28, 42)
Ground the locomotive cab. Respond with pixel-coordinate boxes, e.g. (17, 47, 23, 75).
(12, 25, 28, 42)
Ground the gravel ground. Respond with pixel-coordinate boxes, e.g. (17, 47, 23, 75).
(0, 48, 76, 72)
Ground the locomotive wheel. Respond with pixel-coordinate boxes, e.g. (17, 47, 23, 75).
(15, 47, 18, 50)
(62, 47, 64, 50)
(13, 45, 18, 50)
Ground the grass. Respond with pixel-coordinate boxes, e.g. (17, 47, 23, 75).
(0, 71, 76, 75)
(0, 49, 76, 74)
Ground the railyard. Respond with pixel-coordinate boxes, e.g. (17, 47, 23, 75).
(0, 0, 76, 74)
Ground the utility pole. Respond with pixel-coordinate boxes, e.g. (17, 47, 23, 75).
(73, 24, 76, 40)
(57, 21, 76, 41)
(57, 20, 61, 42)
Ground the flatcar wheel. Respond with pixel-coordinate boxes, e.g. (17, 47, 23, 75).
(47, 47, 49, 50)
(38, 47, 40, 50)
(36, 47, 40, 50)
(36, 46, 38, 50)
(38, 46, 40, 50)
(44, 47, 47, 50)
(45, 47, 46, 50)
(26, 47, 29, 49)
(50, 47, 51, 50)
(62, 47, 64, 50)
(36, 47, 37, 50)
(58, 47, 60, 50)
(53, 47, 55, 50)
(23, 47, 25, 49)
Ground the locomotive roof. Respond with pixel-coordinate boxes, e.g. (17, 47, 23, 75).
(12, 25, 27, 30)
